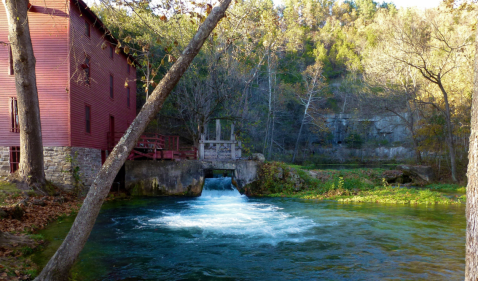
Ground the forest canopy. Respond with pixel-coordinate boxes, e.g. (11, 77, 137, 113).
(92, 0, 476, 178)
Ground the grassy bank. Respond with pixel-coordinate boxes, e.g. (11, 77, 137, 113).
(0, 181, 80, 280)
(248, 162, 465, 205)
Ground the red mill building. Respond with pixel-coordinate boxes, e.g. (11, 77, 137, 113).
(0, 0, 137, 189)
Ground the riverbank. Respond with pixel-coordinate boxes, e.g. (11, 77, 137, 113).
(0, 181, 80, 280)
(244, 162, 466, 204)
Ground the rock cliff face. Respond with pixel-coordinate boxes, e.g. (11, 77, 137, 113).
(305, 113, 416, 162)
(325, 113, 411, 145)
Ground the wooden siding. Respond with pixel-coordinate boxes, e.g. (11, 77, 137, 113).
(68, 1, 136, 150)
(0, 0, 70, 147)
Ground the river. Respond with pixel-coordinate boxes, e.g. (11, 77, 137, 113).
(36, 177, 465, 280)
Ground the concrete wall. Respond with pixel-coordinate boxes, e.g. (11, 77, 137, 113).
(125, 160, 262, 196)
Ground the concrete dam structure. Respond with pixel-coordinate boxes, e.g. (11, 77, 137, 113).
(125, 159, 261, 196)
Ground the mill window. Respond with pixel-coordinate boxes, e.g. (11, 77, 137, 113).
(109, 44, 114, 59)
(84, 20, 90, 37)
(85, 105, 91, 134)
(110, 75, 114, 99)
(9, 97, 19, 133)
(83, 56, 90, 85)
(9, 146, 20, 173)
(8, 44, 13, 75)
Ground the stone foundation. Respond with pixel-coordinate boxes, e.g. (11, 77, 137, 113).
(70, 147, 102, 187)
(0, 146, 102, 191)
(0, 147, 10, 181)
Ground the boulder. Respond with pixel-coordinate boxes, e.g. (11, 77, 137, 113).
(396, 165, 435, 183)
(251, 153, 265, 162)
(274, 167, 284, 180)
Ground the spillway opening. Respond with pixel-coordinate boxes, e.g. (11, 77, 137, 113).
(201, 177, 241, 198)
(203, 169, 234, 178)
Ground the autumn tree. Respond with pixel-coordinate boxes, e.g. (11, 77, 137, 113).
(371, 6, 474, 181)
(2, 0, 46, 190)
(292, 61, 327, 163)
(362, 41, 425, 163)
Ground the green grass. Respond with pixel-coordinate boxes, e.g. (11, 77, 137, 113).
(29, 234, 44, 241)
(259, 162, 464, 205)
(0, 180, 21, 206)
(336, 186, 462, 204)
(270, 185, 464, 205)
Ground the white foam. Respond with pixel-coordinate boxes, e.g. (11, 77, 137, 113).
(143, 178, 317, 244)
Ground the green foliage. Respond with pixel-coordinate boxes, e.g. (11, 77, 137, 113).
(257, 163, 463, 205)
(63, 151, 84, 195)
(250, 162, 301, 194)
(21, 246, 34, 256)
(344, 132, 363, 148)
(337, 186, 462, 205)
(91, 0, 473, 173)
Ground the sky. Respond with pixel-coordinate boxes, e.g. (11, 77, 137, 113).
(86, 0, 444, 9)
(383, 0, 442, 9)
(270, 0, 443, 9)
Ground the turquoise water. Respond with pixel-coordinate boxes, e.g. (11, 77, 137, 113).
(65, 178, 466, 280)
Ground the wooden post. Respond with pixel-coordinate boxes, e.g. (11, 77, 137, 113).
(216, 119, 221, 158)
(231, 134, 235, 160)
(199, 133, 205, 160)
(230, 123, 235, 160)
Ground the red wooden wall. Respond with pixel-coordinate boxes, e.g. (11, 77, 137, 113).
(0, 0, 137, 151)
(0, 0, 70, 147)
(68, 1, 136, 151)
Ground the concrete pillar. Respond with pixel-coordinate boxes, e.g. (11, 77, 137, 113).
(231, 134, 236, 160)
(237, 141, 242, 158)
(199, 134, 205, 160)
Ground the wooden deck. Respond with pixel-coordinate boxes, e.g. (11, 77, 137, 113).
(107, 132, 197, 160)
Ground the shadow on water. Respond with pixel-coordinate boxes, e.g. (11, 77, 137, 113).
(34, 177, 465, 280)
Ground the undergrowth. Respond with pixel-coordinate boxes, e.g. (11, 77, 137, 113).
(258, 162, 464, 205)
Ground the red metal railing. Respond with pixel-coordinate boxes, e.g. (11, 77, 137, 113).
(107, 132, 197, 160)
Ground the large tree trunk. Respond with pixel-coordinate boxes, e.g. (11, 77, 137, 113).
(3, 0, 45, 189)
(34, 1, 231, 279)
(465, 25, 478, 281)
(438, 81, 458, 182)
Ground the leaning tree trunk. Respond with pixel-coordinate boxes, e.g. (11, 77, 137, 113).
(3, 0, 45, 189)
(292, 113, 306, 163)
(34, 1, 231, 280)
(465, 24, 478, 281)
